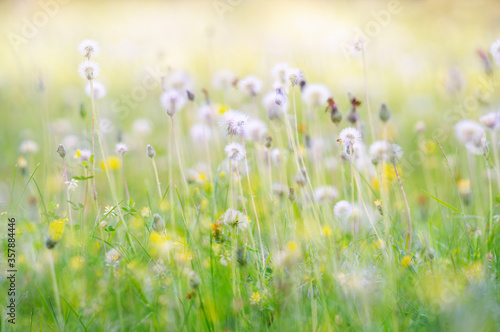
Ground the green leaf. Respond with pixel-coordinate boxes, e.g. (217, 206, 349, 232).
(423, 191, 462, 214)
(72, 176, 94, 180)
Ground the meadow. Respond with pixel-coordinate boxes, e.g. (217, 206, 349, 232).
(1, 0, 500, 331)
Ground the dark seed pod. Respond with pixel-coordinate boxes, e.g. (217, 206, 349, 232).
(379, 103, 390, 123)
(45, 238, 57, 249)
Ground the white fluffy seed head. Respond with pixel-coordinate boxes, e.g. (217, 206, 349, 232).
(285, 67, 304, 87)
(480, 112, 500, 129)
(220, 110, 248, 136)
(314, 186, 339, 203)
(160, 90, 186, 117)
(338, 127, 362, 151)
(491, 39, 500, 62)
(115, 142, 128, 155)
(334, 200, 352, 219)
(85, 81, 106, 99)
(78, 60, 100, 81)
(219, 208, 250, 231)
(132, 118, 152, 136)
(212, 70, 236, 90)
(272, 62, 290, 85)
(225, 142, 246, 161)
(302, 83, 330, 108)
(162, 70, 193, 92)
(190, 123, 212, 142)
(237, 75, 262, 96)
(262, 91, 287, 120)
(198, 104, 215, 123)
(78, 39, 100, 59)
(19, 140, 39, 154)
(245, 119, 267, 142)
(454, 120, 484, 144)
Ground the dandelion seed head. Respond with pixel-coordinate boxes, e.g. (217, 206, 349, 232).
(334, 200, 352, 219)
(132, 118, 152, 136)
(85, 81, 106, 99)
(115, 142, 128, 155)
(237, 75, 262, 96)
(20, 140, 39, 154)
(162, 70, 193, 92)
(302, 83, 330, 108)
(190, 123, 212, 142)
(219, 208, 250, 231)
(285, 67, 304, 87)
(338, 127, 362, 151)
(160, 89, 186, 117)
(224, 142, 246, 161)
(479, 112, 500, 129)
(212, 69, 236, 90)
(314, 186, 339, 203)
(272, 62, 290, 85)
(78, 39, 100, 59)
(490, 39, 500, 63)
(454, 120, 484, 148)
(78, 60, 100, 81)
(245, 118, 267, 142)
(198, 104, 215, 122)
(263, 91, 287, 120)
(220, 110, 248, 136)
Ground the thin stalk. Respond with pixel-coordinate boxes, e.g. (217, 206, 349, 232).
(48, 252, 63, 331)
(151, 157, 162, 199)
(62, 158, 73, 227)
(90, 80, 97, 208)
(490, 130, 500, 188)
(170, 116, 187, 188)
(393, 163, 412, 253)
(120, 154, 130, 203)
(362, 48, 375, 142)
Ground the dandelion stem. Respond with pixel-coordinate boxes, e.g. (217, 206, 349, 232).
(120, 154, 130, 203)
(170, 116, 187, 188)
(62, 158, 73, 228)
(151, 157, 162, 199)
(393, 163, 412, 253)
(90, 80, 98, 209)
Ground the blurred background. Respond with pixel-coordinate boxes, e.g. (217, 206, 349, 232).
(1, 0, 500, 202)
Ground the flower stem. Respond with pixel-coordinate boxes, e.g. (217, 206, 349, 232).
(393, 163, 412, 253)
(170, 116, 187, 188)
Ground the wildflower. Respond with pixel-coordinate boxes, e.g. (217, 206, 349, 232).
(104, 205, 117, 218)
(378, 103, 391, 122)
(302, 83, 330, 108)
(271, 183, 287, 197)
(314, 186, 339, 203)
(212, 69, 236, 90)
(56, 144, 66, 158)
(263, 91, 287, 120)
(85, 81, 106, 99)
(189, 271, 201, 289)
(45, 218, 67, 249)
(186, 90, 195, 101)
(455, 119, 486, 152)
(162, 70, 193, 91)
(100, 156, 121, 170)
(190, 123, 212, 142)
(152, 213, 165, 232)
(272, 62, 290, 85)
(334, 200, 352, 219)
(245, 119, 267, 142)
(374, 199, 383, 215)
(78, 39, 100, 59)
(480, 112, 500, 129)
(288, 187, 297, 202)
(401, 255, 412, 268)
(105, 248, 121, 267)
(65, 179, 79, 191)
(265, 135, 272, 148)
(146, 144, 156, 158)
(78, 60, 100, 80)
(132, 118, 152, 136)
(19, 140, 39, 154)
(219, 208, 250, 232)
(237, 75, 262, 96)
(338, 127, 362, 154)
(286, 67, 304, 87)
(294, 168, 307, 186)
(115, 142, 128, 155)
(160, 89, 186, 117)
(271, 148, 281, 166)
(74, 149, 91, 162)
(490, 39, 500, 63)
(326, 98, 342, 124)
(250, 292, 266, 305)
(220, 110, 248, 136)
(414, 121, 426, 133)
(198, 104, 216, 122)
(322, 225, 332, 236)
(225, 142, 246, 161)
(141, 207, 151, 218)
(351, 38, 364, 56)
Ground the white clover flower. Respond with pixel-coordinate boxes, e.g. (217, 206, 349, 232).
(455, 120, 484, 145)
(338, 127, 362, 152)
(105, 248, 121, 267)
(237, 75, 262, 96)
(190, 123, 212, 142)
(132, 118, 152, 136)
(78, 39, 100, 59)
(160, 90, 186, 117)
(19, 140, 39, 154)
(85, 81, 106, 99)
(219, 208, 250, 231)
(78, 60, 100, 81)
(220, 110, 248, 136)
(272, 62, 290, 85)
(65, 179, 79, 191)
(212, 70, 236, 90)
(314, 186, 339, 203)
(491, 39, 500, 63)
(115, 142, 128, 155)
(225, 142, 246, 161)
(480, 112, 500, 130)
(302, 83, 330, 108)
(334, 200, 352, 219)
(245, 119, 267, 142)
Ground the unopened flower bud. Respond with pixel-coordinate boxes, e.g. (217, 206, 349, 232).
(265, 135, 272, 149)
(186, 90, 195, 101)
(152, 213, 165, 232)
(57, 144, 66, 158)
(146, 144, 156, 158)
(189, 271, 201, 289)
(379, 103, 390, 123)
(288, 187, 297, 202)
